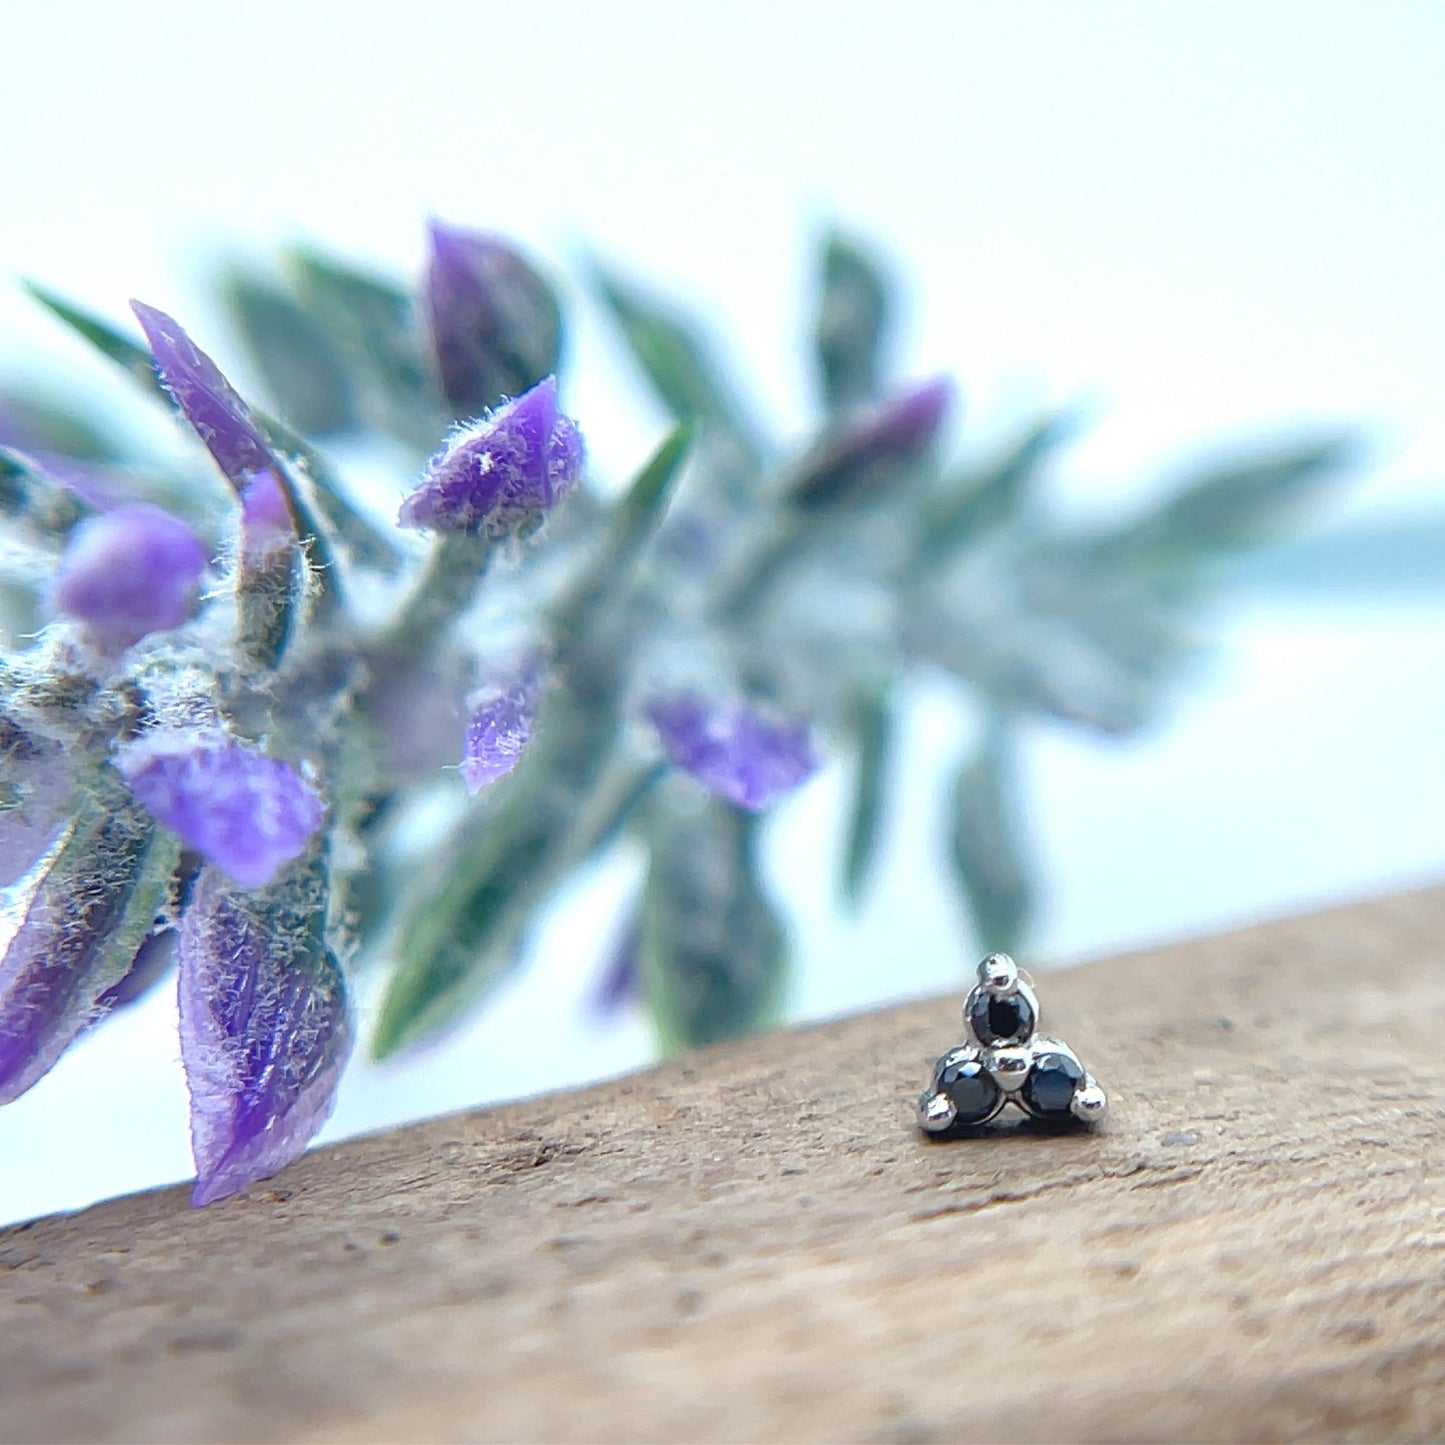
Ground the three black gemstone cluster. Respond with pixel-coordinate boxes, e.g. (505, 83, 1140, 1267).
(918, 952, 1107, 1134)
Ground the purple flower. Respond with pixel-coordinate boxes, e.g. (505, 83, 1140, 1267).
(0, 794, 170, 1105)
(116, 731, 323, 889)
(397, 376, 583, 536)
(425, 220, 563, 416)
(178, 864, 350, 1206)
(788, 375, 956, 508)
(647, 694, 819, 811)
(51, 503, 208, 650)
(131, 301, 274, 488)
(460, 659, 542, 794)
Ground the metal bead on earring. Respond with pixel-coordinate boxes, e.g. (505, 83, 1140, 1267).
(917, 953, 1107, 1135)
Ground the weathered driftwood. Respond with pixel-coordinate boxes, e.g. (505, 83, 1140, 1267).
(3, 887, 1444, 1444)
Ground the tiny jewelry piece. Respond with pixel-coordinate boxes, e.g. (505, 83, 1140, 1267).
(918, 953, 1107, 1134)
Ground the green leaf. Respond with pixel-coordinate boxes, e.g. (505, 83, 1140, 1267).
(609, 422, 695, 567)
(591, 264, 762, 463)
(1109, 432, 1358, 564)
(22, 281, 164, 395)
(814, 230, 892, 412)
(638, 797, 788, 1051)
(373, 702, 626, 1059)
(841, 683, 896, 906)
(917, 409, 1082, 568)
(221, 273, 356, 437)
(0, 389, 127, 461)
(285, 247, 436, 447)
(372, 786, 556, 1058)
(947, 716, 1035, 956)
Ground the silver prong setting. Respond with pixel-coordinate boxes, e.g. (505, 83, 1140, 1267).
(986, 1047, 1031, 1091)
(919, 1090, 958, 1133)
(978, 952, 1018, 995)
(920, 954, 1108, 1134)
(1071, 1080, 1108, 1123)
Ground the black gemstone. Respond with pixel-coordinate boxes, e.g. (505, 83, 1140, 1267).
(968, 990, 1035, 1045)
(1020, 1052, 1085, 1119)
(937, 1056, 1002, 1126)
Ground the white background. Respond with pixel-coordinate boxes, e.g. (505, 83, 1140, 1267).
(1, 1, 1442, 1225)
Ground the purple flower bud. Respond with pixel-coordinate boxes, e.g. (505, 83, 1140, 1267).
(51, 503, 208, 650)
(460, 658, 542, 794)
(0, 792, 172, 1104)
(788, 375, 956, 508)
(116, 731, 324, 889)
(397, 377, 583, 536)
(178, 864, 349, 1206)
(425, 221, 564, 416)
(647, 694, 819, 811)
(131, 301, 274, 488)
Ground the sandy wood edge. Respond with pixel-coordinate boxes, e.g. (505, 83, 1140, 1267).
(3, 885, 1444, 1443)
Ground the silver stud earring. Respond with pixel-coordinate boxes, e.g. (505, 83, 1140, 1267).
(917, 952, 1107, 1134)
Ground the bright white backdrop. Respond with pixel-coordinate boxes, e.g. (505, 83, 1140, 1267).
(1, 1, 1443, 1224)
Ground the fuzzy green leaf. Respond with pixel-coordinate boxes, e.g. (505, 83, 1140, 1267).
(638, 796, 788, 1051)
(841, 683, 896, 906)
(947, 717, 1035, 957)
(285, 248, 435, 447)
(23, 281, 165, 395)
(917, 409, 1082, 568)
(1108, 433, 1358, 565)
(592, 265, 762, 464)
(0, 389, 126, 462)
(814, 230, 892, 412)
(222, 274, 356, 437)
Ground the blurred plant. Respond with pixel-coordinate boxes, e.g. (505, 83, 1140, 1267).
(0, 221, 1355, 1204)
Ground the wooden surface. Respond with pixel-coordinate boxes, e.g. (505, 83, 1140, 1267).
(3, 888, 1445, 1443)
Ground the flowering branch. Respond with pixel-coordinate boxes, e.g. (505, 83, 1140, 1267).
(0, 219, 1359, 1208)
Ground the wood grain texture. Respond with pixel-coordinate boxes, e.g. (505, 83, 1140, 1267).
(3, 887, 1444, 1444)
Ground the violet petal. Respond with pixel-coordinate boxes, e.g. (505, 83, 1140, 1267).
(52, 503, 208, 649)
(131, 301, 274, 487)
(459, 660, 541, 794)
(397, 376, 583, 536)
(116, 731, 324, 889)
(178, 863, 349, 1206)
(647, 694, 819, 811)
